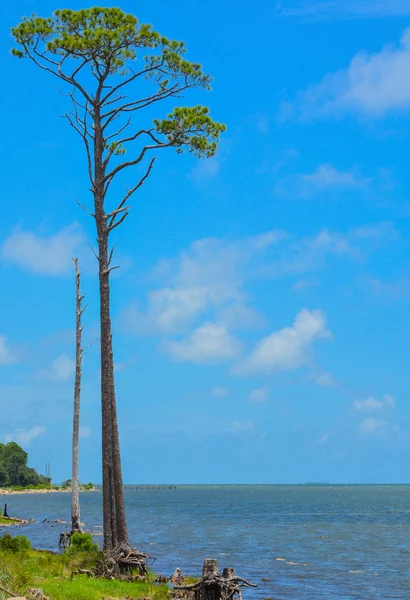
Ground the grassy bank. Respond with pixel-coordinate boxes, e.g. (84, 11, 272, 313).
(0, 517, 19, 526)
(0, 485, 100, 496)
(0, 536, 169, 600)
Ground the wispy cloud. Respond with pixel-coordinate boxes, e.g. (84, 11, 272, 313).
(358, 417, 399, 439)
(275, 163, 372, 198)
(1, 223, 87, 276)
(79, 426, 92, 439)
(265, 223, 399, 278)
(189, 157, 220, 184)
(165, 322, 243, 364)
(278, 0, 410, 20)
(312, 371, 337, 387)
(39, 354, 75, 382)
(121, 230, 284, 336)
(234, 309, 331, 375)
(230, 420, 256, 433)
(0, 336, 18, 366)
(359, 274, 410, 299)
(210, 386, 230, 398)
(5, 425, 46, 446)
(300, 163, 370, 190)
(248, 388, 269, 403)
(354, 394, 396, 411)
(285, 28, 410, 119)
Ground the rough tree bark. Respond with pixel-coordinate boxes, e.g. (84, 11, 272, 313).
(71, 258, 84, 534)
(94, 105, 129, 550)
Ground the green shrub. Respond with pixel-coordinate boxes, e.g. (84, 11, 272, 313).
(68, 533, 98, 554)
(0, 533, 31, 552)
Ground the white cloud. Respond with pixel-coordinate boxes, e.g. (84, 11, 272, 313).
(122, 231, 284, 335)
(312, 372, 336, 387)
(79, 426, 92, 439)
(268, 223, 399, 277)
(1, 223, 87, 275)
(290, 28, 410, 118)
(354, 394, 396, 411)
(39, 354, 75, 382)
(5, 426, 46, 446)
(210, 386, 230, 398)
(359, 418, 389, 434)
(230, 420, 256, 433)
(0, 336, 18, 366)
(359, 274, 410, 299)
(248, 388, 269, 403)
(278, 0, 410, 19)
(165, 322, 243, 364)
(190, 158, 220, 183)
(300, 164, 370, 190)
(234, 309, 331, 375)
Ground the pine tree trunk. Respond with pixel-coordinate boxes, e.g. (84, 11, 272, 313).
(94, 107, 129, 552)
(71, 258, 82, 534)
(97, 227, 117, 551)
(97, 232, 129, 550)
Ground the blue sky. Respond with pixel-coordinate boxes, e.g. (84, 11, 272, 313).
(1, 0, 410, 484)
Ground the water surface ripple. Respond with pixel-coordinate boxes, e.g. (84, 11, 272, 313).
(3, 485, 409, 599)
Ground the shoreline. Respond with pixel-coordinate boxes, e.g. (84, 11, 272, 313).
(0, 487, 100, 496)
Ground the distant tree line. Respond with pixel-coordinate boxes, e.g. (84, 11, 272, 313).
(0, 442, 50, 488)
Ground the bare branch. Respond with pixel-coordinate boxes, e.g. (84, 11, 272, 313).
(108, 211, 129, 232)
(103, 93, 127, 108)
(70, 57, 90, 81)
(104, 118, 131, 143)
(101, 63, 164, 105)
(75, 198, 95, 217)
(105, 144, 165, 186)
(65, 94, 95, 187)
(81, 337, 99, 356)
(88, 242, 99, 262)
(101, 83, 183, 128)
(108, 264, 121, 273)
(106, 205, 130, 225)
(106, 158, 155, 232)
(25, 43, 94, 104)
(108, 246, 115, 267)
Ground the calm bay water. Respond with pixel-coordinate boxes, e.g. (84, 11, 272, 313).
(2, 485, 410, 599)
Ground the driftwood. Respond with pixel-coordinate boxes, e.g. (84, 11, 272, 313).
(155, 574, 170, 583)
(173, 559, 257, 600)
(0, 584, 18, 598)
(26, 589, 49, 600)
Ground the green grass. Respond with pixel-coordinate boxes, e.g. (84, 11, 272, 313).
(0, 546, 169, 600)
(0, 517, 19, 525)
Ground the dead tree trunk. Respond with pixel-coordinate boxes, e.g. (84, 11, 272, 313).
(173, 559, 257, 600)
(71, 258, 84, 534)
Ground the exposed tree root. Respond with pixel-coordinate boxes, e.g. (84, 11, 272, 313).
(173, 559, 257, 600)
(73, 545, 153, 580)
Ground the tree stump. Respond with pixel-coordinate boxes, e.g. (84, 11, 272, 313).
(171, 568, 185, 585)
(4, 504, 8, 518)
(173, 559, 257, 600)
(58, 532, 72, 550)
